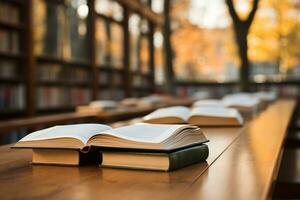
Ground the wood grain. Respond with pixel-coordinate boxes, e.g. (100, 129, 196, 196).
(181, 99, 296, 200)
(0, 99, 296, 200)
(0, 129, 242, 200)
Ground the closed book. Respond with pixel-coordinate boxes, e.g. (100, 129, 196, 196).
(32, 149, 101, 166)
(101, 144, 209, 171)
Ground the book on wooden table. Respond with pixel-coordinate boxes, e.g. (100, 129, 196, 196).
(143, 106, 243, 126)
(101, 144, 208, 171)
(192, 99, 225, 108)
(253, 91, 277, 107)
(193, 95, 266, 118)
(222, 94, 260, 113)
(77, 100, 118, 113)
(13, 123, 209, 170)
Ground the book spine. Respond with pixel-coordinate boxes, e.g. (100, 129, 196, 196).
(168, 144, 209, 171)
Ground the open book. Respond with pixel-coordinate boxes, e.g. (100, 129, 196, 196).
(192, 99, 225, 108)
(14, 123, 208, 167)
(77, 100, 118, 113)
(193, 96, 261, 114)
(14, 123, 208, 151)
(222, 95, 260, 113)
(143, 106, 243, 126)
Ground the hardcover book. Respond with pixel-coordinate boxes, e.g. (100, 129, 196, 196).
(14, 123, 208, 168)
(143, 106, 243, 126)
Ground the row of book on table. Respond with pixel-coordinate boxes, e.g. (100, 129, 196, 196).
(13, 91, 277, 171)
(76, 94, 177, 113)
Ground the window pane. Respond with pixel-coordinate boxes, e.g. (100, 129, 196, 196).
(151, 0, 164, 14)
(96, 19, 110, 65)
(33, 0, 64, 57)
(129, 14, 141, 71)
(249, 0, 300, 82)
(65, 0, 89, 61)
(111, 23, 123, 68)
(95, 0, 123, 21)
(154, 31, 165, 85)
(140, 36, 150, 74)
(171, 0, 239, 82)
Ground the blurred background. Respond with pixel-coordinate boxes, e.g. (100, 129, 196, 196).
(0, 0, 299, 119)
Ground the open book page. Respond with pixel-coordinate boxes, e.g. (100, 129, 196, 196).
(143, 106, 190, 122)
(193, 99, 225, 108)
(222, 97, 259, 108)
(189, 107, 242, 119)
(253, 91, 277, 102)
(19, 124, 112, 145)
(89, 100, 117, 108)
(98, 123, 194, 144)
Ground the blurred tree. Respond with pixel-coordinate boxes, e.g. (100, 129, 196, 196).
(225, 0, 260, 91)
(163, 0, 175, 94)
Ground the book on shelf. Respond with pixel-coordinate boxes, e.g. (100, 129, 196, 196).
(0, 2, 20, 25)
(0, 30, 19, 54)
(0, 85, 24, 110)
(143, 106, 243, 126)
(37, 86, 91, 109)
(13, 123, 209, 170)
(0, 59, 17, 79)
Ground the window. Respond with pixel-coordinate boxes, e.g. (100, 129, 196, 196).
(171, 0, 239, 82)
(248, 0, 300, 82)
(34, 0, 89, 61)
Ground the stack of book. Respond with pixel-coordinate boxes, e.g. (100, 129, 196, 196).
(14, 123, 209, 171)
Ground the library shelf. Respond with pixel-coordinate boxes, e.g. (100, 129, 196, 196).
(37, 106, 75, 114)
(0, 52, 23, 59)
(0, 109, 25, 115)
(0, 21, 25, 31)
(36, 56, 91, 68)
(0, 78, 23, 84)
(37, 81, 90, 87)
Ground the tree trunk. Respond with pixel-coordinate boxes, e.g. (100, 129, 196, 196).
(163, 0, 175, 95)
(235, 26, 250, 91)
(225, 0, 260, 92)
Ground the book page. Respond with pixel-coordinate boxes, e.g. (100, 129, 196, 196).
(223, 97, 259, 108)
(189, 107, 241, 118)
(193, 99, 225, 108)
(89, 100, 117, 108)
(143, 106, 190, 122)
(19, 124, 112, 145)
(100, 123, 193, 143)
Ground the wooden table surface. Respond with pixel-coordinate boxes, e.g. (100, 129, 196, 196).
(0, 99, 296, 200)
(0, 98, 194, 134)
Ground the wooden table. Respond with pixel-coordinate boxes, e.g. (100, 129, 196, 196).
(0, 98, 194, 134)
(0, 99, 296, 200)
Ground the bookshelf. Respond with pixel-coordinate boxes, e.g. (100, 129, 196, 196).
(0, 0, 26, 118)
(94, 0, 125, 100)
(0, 0, 162, 118)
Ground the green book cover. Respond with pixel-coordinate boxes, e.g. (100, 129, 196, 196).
(101, 144, 209, 171)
